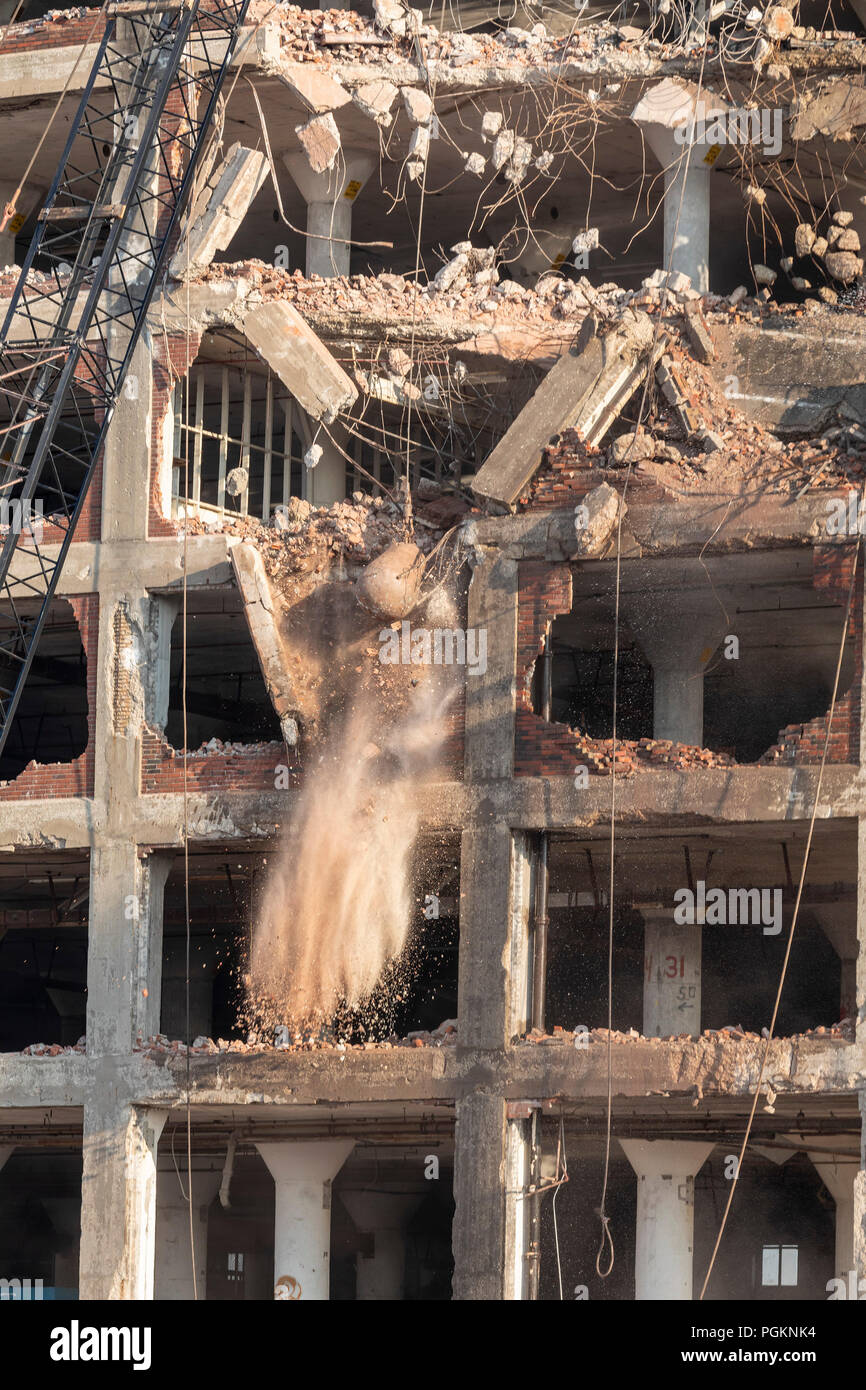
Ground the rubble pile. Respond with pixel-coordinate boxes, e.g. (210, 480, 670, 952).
(520, 1016, 854, 1045)
(132, 1017, 458, 1055)
(566, 731, 737, 776)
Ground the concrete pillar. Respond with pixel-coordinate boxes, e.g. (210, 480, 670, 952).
(256, 1139, 354, 1300)
(620, 1139, 715, 1299)
(504, 1117, 531, 1300)
(624, 594, 722, 746)
(155, 1165, 222, 1300)
(642, 910, 701, 1038)
(79, 1105, 167, 1299)
(282, 151, 375, 278)
(305, 420, 348, 509)
(452, 1092, 508, 1300)
(341, 1191, 422, 1300)
(631, 83, 730, 293)
(86, 844, 171, 1052)
(805, 1141, 858, 1281)
(813, 905, 857, 1021)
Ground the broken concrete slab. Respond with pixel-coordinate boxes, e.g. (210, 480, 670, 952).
(295, 111, 341, 174)
(403, 86, 433, 125)
(230, 541, 299, 745)
(242, 300, 358, 423)
(169, 143, 268, 279)
(472, 310, 659, 508)
(791, 80, 866, 142)
(352, 79, 399, 124)
(683, 303, 715, 363)
(271, 63, 352, 114)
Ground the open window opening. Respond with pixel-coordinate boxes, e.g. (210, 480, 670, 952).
(0, 1145, 81, 1299)
(169, 334, 312, 523)
(0, 599, 88, 782)
(164, 589, 281, 750)
(0, 850, 88, 1052)
(155, 1127, 454, 1300)
(540, 820, 853, 1039)
(536, 1127, 841, 1301)
(546, 550, 855, 764)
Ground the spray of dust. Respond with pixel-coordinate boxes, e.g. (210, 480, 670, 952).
(246, 595, 457, 1037)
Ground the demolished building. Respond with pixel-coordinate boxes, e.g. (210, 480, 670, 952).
(0, 0, 865, 1305)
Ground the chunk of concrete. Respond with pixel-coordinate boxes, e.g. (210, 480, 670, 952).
(572, 481, 625, 557)
(169, 143, 268, 278)
(355, 541, 426, 619)
(242, 301, 358, 423)
(352, 79, 399, 125)
(403, 87, 433, 125)
(230, 541, 299, 742)
(791, 80, 866, 142)
(295, 112, 341, 174)
(683, 303, 716, 362)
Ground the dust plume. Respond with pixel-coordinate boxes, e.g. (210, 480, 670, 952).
(246, 605, 456, 1036)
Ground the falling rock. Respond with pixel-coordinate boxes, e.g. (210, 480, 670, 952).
(492, 129, 515, 170)
(825, 251, 863, 283)
(353, 80, 399, 125)
(356, 541, 426, 618)
(433, 252, 468, 291)
(832, 209, 855, 226)
(403, 86, 433, 125)
(481, 109, 504, 139)
(794, 223, 815, 257)
(812, 236, 828, 258)
(763, 5, 794, 39)
(753, 263, 776, 285)
(572, 482, 626, 557)
(464, 151, 486, 176)
(225, 466, 248, 497)
(791, 276, 811, 291)
(834, 229, 861, 253)
(295, 112, 341, 174)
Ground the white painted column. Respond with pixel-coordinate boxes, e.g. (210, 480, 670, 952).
(155, 1166, 223, 1300)
(620, 1139, 715, 1299)
(256, 1139, 354, 1300)
(282, 151, 375, 278)
(631, 83, 730, 293)
(341, 1191, 422, 1300)
(805, 1141, 858, 1281)
(642, 910, 701, 1038)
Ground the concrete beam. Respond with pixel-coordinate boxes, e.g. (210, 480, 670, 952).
(230, 540, 298, 744)
(472, 311, 657, 508)
(241, 300, 357, 423)
(169, 143, 268, 279)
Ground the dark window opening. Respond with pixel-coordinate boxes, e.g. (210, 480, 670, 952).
(0, 851, 88, 1051)
(0, 599, 88, 781)
(164, 590, 281, 750)
(0, 1149, 81, 1300)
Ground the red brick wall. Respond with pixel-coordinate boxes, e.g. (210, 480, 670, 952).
(526, 437, 670, 512)
(0, 13, 102, 54)
(761, 545, 862, 767)
(0, 594, 98, 800)
(141, 727, 289, 793)
(514, 562, 577, 775)
(149, 331, 203, 538)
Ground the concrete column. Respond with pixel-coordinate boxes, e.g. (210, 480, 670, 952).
(305, 420, 348, 509)
(503, 1117, 531, 1300)
(631, 83, 730, 293)
(155, 1165, 222, 1300)
(805, 1141, 858, 1281)
(463, 553, 519, 783)
(620, 1139, 715, 1299)
(282, 151, 375, 278)
(79, 1105, 167, 1299)
(642, 910, 701, 1038)
(341, 1191, 422, 1300)
(624, 595, 722, 746)
(256, 1139, 354, 1300)
(813, 905, 857, 1021)
(452, 1092, 508, 1301)
(86, 844, 171, 1052)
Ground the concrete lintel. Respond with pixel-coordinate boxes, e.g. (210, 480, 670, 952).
(242, 300, 358, 422)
